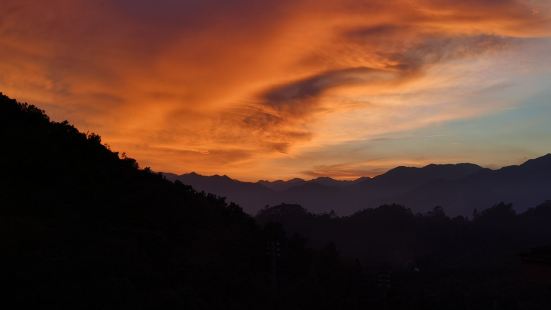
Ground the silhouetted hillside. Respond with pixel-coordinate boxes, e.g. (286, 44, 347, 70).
(0, 93, 261, 308)
(168, 157, 551, 216)
(257, 201, 551, 270)
(0, 93, 348, 309)
(256, 201, 551, 307)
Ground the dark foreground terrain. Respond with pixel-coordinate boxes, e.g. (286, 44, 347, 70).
(2, 92, 551, 309)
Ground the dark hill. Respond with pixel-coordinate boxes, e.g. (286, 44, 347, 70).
(0, 93, 274, 308)
(258, 200, 551, 266)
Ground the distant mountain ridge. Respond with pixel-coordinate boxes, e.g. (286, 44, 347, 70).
(164, 156, 551, 216)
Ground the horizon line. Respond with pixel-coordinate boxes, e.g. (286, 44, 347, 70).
(164, 153, 551, 183)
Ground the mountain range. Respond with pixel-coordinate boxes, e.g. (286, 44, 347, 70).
(164, 155, 551, 216)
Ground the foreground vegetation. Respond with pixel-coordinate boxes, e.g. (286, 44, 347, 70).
(2, 93, 550, 309)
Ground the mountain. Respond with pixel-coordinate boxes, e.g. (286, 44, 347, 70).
(257, 177, 306, 191)
(167, 157, 551, 216)
(367, 163, 485, 189)
(0, 93, 273, 308)
(394, 155, 551, 216)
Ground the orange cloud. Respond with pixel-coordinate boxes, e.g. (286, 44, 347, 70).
(1, 0, 550, 180)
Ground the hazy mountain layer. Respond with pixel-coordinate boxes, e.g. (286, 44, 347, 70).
(165, 156, 551, 216)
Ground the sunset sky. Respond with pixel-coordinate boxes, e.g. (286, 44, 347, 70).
(1, 0, 550, 180)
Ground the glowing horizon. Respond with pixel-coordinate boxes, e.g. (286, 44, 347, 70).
(1, 0, 551, 181)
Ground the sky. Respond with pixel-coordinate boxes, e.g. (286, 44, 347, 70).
(1, 0, 550, 181)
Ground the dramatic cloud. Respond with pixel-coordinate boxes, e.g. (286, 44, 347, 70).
(1, 0, 550, 180)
